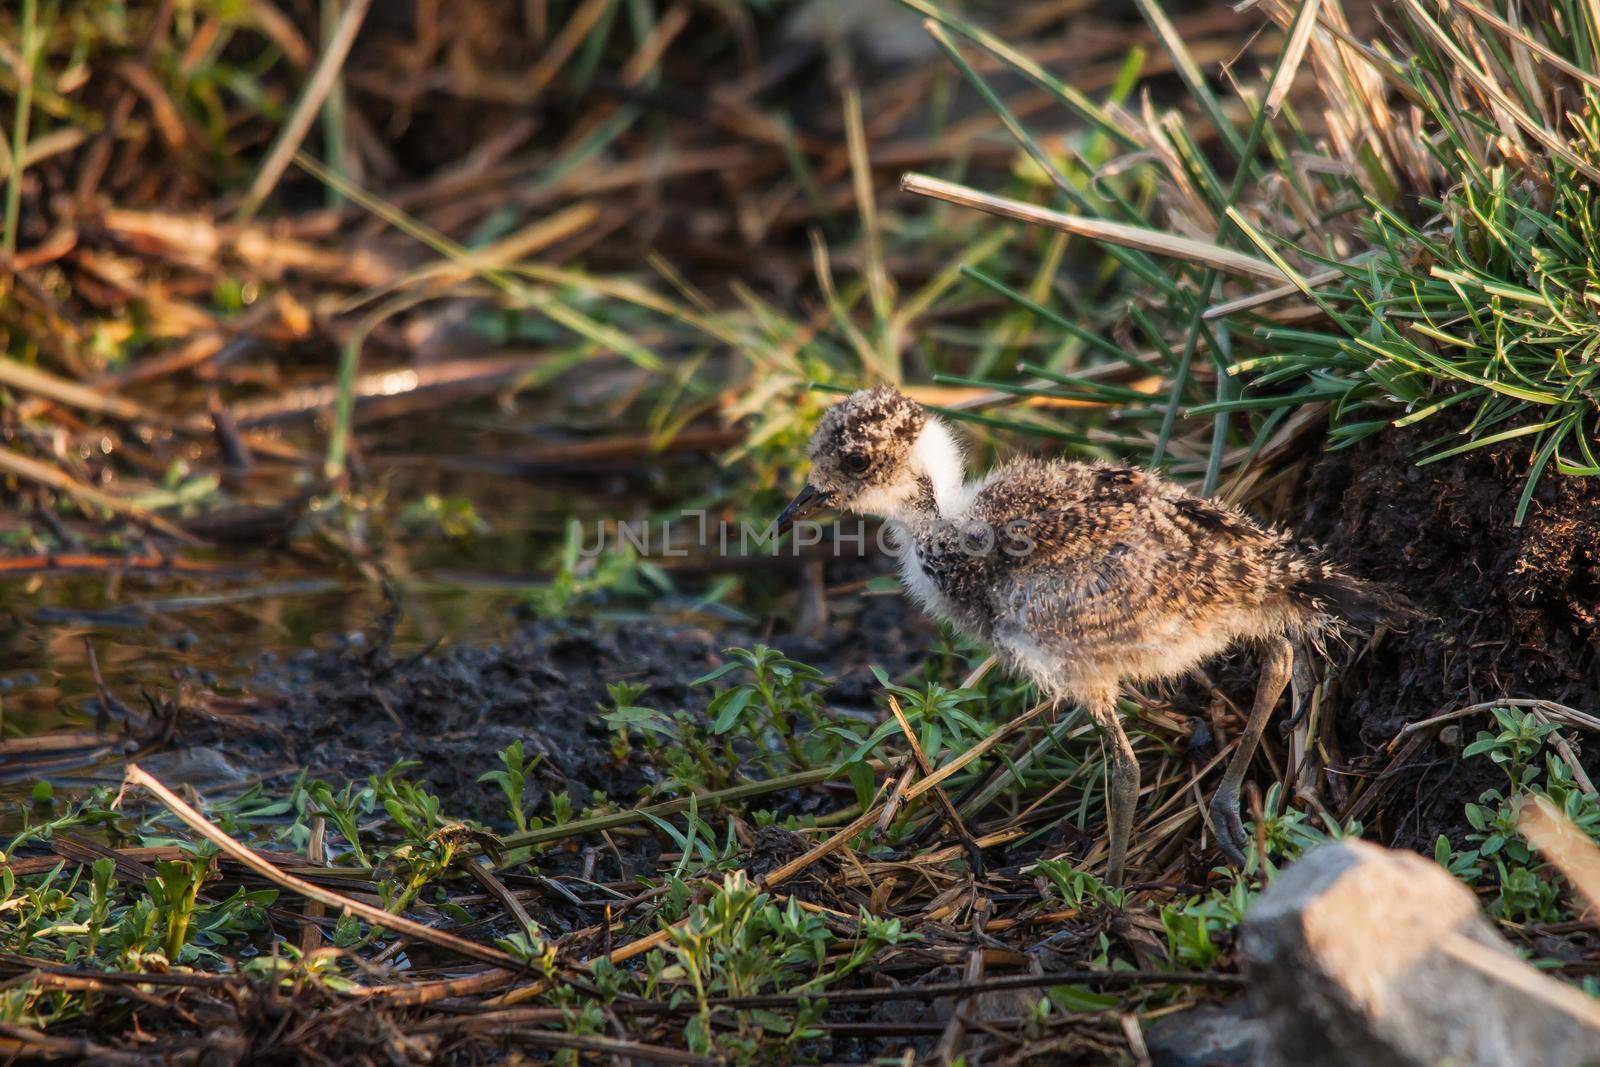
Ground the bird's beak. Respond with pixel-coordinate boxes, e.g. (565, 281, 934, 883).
(774, 484, 833, 534)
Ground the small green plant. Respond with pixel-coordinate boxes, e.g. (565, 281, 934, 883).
(494, 926, 556, 971)
(602, 678, 738, 795)
(1236, 783, 1361, 877)
(609, 645, 854, 795)
(600, 680, 677, 755)
(1160, 902, 1223, 969)
(130, 461, 221, 516)
(143, 857, 208, 964)
(658, 869, 908, 1062)
(303, 779, 377, 866)
(477, 740, 544, 833)
(1034, 859, 1126, 911)
(1462, 708, 1557, 875)
(643, 795, 733, 880)
(1448, 706, 1600, 925)
(1492, 860, 1564, 924)
(1, 788, 278, 980)
(395, 493, 488, 541)
(836, 669, 986, 764)
(1434, 834, 1485, 884)
(525, 519, 672, 618)
(372, 762, 447, 843)
(831, 670, 990, 812)
(696, 645, 827, 771)
(1159, 877, 1256, 970)
(1465, 707, 1558, 794)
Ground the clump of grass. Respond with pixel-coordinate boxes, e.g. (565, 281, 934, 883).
(898, 0, 1600, 520)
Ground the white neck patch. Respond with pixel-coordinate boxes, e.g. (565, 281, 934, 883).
(911, 417, 966, 517)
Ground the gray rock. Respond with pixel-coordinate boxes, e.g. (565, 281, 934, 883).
(1242, 839, 1600, 1067)
(783, 0, 936, 65)
(135, 746, 248, 793)
(1146, 1001, 1260, 1067)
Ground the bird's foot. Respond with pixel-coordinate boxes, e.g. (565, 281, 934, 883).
(1277, 702, 1310, 737)
(1208, 789, 1249, 868)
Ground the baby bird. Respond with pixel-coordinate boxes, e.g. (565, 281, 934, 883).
(777, 386, 1392, 885)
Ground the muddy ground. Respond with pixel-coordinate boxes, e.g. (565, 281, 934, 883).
(150, 572, 936, 829)
(1303, 423, 1600, 848)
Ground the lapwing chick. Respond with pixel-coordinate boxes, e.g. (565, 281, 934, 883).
(776, 386, 1396, 885)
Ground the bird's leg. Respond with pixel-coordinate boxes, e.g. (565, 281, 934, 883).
(1086, 694, 1139, 888)
(1209, 635, 1295, 867)
(1277, 644, 1317, 736)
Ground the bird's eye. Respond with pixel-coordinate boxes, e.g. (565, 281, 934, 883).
(842, 452, 870, 474)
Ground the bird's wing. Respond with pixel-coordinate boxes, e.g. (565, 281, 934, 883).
(964, 461, 1283, 650)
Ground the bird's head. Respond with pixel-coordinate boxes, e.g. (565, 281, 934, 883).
(775, 385, 963, 531)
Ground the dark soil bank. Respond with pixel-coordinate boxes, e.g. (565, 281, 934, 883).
(1302, 425, 1600, 847)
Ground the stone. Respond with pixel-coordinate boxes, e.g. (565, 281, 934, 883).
(135, 746, 248, 792)
(1241, 838, 1600, 1067)
(782, 0, 936, 66)
(1145, 1001, 1260, 1067)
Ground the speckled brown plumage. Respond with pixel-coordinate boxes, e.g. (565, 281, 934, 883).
(913, 457, 1363, 700)
(777, 386, 1397, 884)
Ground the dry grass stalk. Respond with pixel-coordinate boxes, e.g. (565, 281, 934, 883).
(901, 172, 1291, 283)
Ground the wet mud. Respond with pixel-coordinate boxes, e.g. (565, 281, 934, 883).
(212, 575, 935, 826)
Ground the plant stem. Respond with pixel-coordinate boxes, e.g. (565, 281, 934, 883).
(1151, 0, 1322, 469)
(4, 0, 39, 263)
(497, 764, 874, 852)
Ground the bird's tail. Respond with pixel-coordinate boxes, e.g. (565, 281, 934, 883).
(1286, 557, 1419, 628)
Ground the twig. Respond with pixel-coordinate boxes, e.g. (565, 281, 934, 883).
(300, 816, 327, 955)
(905, 700, 1056, 803)
(900, 172, 1289, 283)
(501, 1029, 717, 1066)
(668, 968, 1243, 1011)
(497, 762, 882, 852)
(960, 655, 999, 690)
(235, 0, 374, 220)
(1527, 709, 1599, 797)
(0, 554, 229, 578)
(121, 763, 525, 970)
(0, 449, 199, 544)
(936, 908, 987, 1064)
(0, 356, 162, 423)
(886, 694, 986, 876)
(875, 757, 918, 835)
(1263, 0, 1323, 115)
(466, 859, 542, 940)
(1394, 699, 1600, 745)
(0, 1024, 150, 1066)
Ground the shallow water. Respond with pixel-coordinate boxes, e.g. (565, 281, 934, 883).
(0, 402, 725, 803)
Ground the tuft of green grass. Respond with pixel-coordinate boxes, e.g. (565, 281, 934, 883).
(896, 0, 1600, 519)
